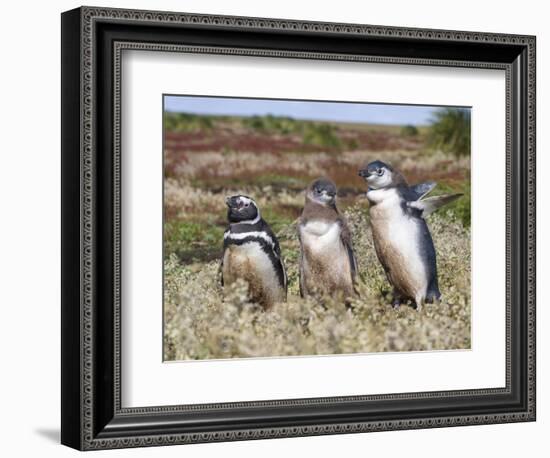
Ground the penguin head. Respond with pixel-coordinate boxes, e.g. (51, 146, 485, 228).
(306, 177, 337, 206)
(358, 160, 396, 189)
(225, 195, 260, 224)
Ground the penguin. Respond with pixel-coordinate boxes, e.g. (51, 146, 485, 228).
(358, 160, 462, 310)
(298, 177, 357, 302)
(221, 195, 287, 309)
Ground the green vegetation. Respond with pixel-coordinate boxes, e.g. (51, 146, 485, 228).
(436, 181, 471, 228)
(428, 108, 471, 157)
(346, 138, 360, 150)
(166, 112, 345, 149)
(164, 112, 214, 132)
(164, 220, 224, 262)
(302, 123, 342, 149)
(244, 114, 343, 149)
(400, 124, 419, 137)
(260, 205, 298, 235)
(243, 115, 300, 134)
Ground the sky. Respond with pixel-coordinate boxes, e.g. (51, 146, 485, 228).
(163, 95, 465, 126)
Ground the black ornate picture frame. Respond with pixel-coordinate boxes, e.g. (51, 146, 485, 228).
(61, 6, 536, 451)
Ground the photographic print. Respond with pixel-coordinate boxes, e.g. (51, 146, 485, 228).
(61, 9, 536, 448)
(163, 95, 471, 361)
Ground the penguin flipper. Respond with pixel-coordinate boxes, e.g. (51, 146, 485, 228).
(345, 241, 358, 283)
(409, 181, 437, 200)
(275, 256, 287, 294)
(298, 260, 306, 298)
(407, 193, 462, 217)
(297, 230, 306, 298)
(220, 228, 230, 287)
(219, 257, 224, 287)
(338, 218, 358, 285)
(261, 222, 287, 293)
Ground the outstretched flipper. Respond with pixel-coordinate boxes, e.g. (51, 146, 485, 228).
(409, 181, 437, 200)
(407, 193, 462, 217)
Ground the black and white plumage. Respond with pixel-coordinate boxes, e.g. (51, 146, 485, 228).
(221, 195, 287, 309)
(298, 178, 357, 302)
(358, 160, 462, 310)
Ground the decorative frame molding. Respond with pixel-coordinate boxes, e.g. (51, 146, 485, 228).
(61, 6, 536, 450)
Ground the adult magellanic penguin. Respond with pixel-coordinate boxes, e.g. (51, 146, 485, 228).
(298, 178, 357, 302)
(221, 195, 287, 309)
(358, 160, 462, 310)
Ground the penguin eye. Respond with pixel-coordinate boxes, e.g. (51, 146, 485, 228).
(377, 168, 384, 176)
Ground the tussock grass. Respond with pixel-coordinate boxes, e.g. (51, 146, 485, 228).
(428, 108, 471, 157)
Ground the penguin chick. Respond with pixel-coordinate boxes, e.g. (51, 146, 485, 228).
(221, 195, 287, 310)
(358, 160, 462, 310)
(298, 178, 357, 303)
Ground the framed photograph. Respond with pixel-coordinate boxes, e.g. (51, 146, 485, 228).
(61, 6, 536, 451)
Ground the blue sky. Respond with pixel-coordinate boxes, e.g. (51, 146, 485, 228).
(164, 95, 464, 126)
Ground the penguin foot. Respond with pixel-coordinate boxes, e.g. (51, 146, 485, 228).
(425, 293, 441, 305)
(391, 290, 404, 309)
(345, 299, 355, 312)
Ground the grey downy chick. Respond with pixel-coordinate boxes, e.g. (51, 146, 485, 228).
(298, 177, 358, 304)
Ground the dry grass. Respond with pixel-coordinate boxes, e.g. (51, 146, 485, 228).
(167, 149, 469, 190)
(164, 206, 471, 361)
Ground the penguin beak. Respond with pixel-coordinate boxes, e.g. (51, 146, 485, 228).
(225, 196, 232, 207)
(358, 169, 370, 178)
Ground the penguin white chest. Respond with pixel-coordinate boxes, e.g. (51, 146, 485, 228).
(224, 242, 275, 280)
(299, 220, 352, 294)
(300, 220, 342, 254)
(222, 242, 281, 301)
